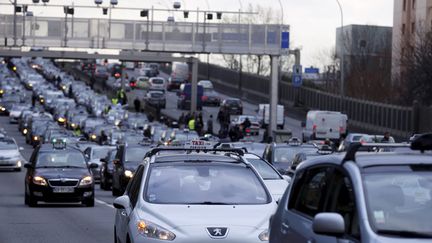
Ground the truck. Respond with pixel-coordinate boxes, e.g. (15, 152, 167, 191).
(302, 110, 348, 142)
(257, 104, 285, 129)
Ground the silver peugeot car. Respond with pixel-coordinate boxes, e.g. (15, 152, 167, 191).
(113, 145, 277, 243)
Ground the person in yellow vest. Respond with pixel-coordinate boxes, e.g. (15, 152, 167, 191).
(111, 97, 119, 105)
(188, 117, 195, 131)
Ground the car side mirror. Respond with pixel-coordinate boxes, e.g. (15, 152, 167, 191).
(113, 195, 130, 210)
(312, 213, 345, 236)
(24, 163, 33, 169)
(301, 121, 306, 128)
(100, 158, 107, 163)
(89, 163, 99, 169)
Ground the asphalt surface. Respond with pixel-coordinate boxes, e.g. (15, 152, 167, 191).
(0, 116, 116, 243)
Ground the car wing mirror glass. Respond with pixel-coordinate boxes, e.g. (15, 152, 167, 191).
(113, 195, 131, 212)
(312, 213, 345, 236)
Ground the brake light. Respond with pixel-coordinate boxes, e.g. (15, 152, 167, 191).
(114, 73, 120, 78)
(201, 96, 208, 101)
(245, 128, 251, 133)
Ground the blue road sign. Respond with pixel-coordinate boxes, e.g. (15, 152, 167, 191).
(281, 32, 290, 49)
(305, 67, 319, 74)
(292, 74, 303, 87)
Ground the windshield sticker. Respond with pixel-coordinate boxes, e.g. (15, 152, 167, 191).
(373, 211, 385, 224)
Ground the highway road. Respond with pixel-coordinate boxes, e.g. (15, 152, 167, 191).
(0, 116, 116, 243)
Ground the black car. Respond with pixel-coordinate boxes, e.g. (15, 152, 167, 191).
(111, 144, 151, 196)
(99, 149, 117, 190)
(24, 141, 97, 207)
(220, 98, 243, 115)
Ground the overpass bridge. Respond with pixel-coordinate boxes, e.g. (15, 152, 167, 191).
(0, 13, 291, 134)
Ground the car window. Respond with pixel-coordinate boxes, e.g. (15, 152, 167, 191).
(125, 147, 146, 162)
(290, 167, 331, 217)
(247, 158, 281, 180)
(92, 147, 112, 159)
(0, 139, 18, 150)
(363, 165, 432, 235)
(127, 165, 144, 208)
(326, 169, 360, 240)
(145, 164, 270, 205)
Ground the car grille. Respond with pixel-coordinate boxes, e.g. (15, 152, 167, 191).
(48, 179, 79, 187)
(0, 163, 15, 166)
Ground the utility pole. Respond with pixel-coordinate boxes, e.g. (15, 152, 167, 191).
(13, 0, 17, 46)
(336, 0, 345, 111)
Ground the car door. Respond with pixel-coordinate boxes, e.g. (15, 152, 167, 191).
(116, 165, 144, 241)
(274, 166, 334, 243)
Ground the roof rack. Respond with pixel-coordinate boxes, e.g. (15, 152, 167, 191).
(342, 142, 410, 163)
(145, 147, 245, 158)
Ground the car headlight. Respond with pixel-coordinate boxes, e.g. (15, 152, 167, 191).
(33, 176, 47, 186)
(0, 107, 5, 111)
(114, 120, 120, 126)
(16, 160, 22, 167)
(91, 134, 97, 140)
(79, 176, 93, 186)
(28, 83, 33, 87)
(137, 220, 176, 241)
(23, 128, 28, 135)
(33, 136, 39, 141)
(124, 170, 133, 178)
(62, 85, 66, 90)
(0, 89, 4, 94)
(71, 123, 76, 128)
(58, 117, 66, 123)
(259, 230, 269, 241)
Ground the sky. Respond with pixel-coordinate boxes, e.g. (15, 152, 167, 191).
(0, 0, 394, 69)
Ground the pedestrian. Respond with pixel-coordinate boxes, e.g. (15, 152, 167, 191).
(133, 97, 141, 113)
(31, 93, 36, 107)
(117, 88, 127, 105)
(206, 115, 214, 135)
(188, 117, 195, 131)
(381, 131, 391, 143)
(143, 125, 152, 139)
(68, 84, 73, 98)
(178, 113, 185, 128)
(184, 112, 191, 127)
(111, 97, 119, 105)
(99, 130, 108, 145)
(195, 117, 203, 136)
(73, 126, 82, 137)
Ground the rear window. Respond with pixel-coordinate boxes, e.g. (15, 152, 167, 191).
(150, 92, 164, 98)
(226, 99, 241, 105)
(151, 79, 164, 84)
(145, 164, 270, 204)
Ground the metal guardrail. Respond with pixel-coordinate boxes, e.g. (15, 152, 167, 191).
(198, 62, 421, 138)
(0, 14, 289, 55)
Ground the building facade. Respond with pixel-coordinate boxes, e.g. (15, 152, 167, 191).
(336, 25, 393, 100)
(392, 0, 432, 82)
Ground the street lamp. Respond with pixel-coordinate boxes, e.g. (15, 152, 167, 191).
(13, 0, 48, 46)
(336, 0, 345, 109)
(140, 9, 150, 50)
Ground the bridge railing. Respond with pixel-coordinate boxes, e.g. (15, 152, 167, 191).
(198, 62, 420, 138)
(0, 14, 288, 55)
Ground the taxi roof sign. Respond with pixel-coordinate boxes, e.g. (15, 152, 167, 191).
(52, 138, 67, 149)
(184, 140, 213, 150)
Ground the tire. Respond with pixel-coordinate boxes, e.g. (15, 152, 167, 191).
(83, 197, 95, 207)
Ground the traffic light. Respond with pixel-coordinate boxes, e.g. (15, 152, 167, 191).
(207, 13, 213, 20)
(102, 8, 108, 15)
(140, 9, 149, 17)
(216, 12, 222, 20)
(15, 6, 22, 13)
(183, 11, 189, 18)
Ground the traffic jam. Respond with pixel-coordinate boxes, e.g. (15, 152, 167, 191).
(0, 57, 431, 243)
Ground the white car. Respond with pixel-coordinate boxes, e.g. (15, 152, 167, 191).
(114, 146, 276, 243)
(198, 80, 214, 90)
(148, 77, 166, 90)
(242, 153, 290, 201)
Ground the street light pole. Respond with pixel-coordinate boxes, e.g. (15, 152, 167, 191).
(108, 3, 112, 39)
(13, 0, 17, 46)
(336, 0, 345, 110)
(277, 0, 284, 25)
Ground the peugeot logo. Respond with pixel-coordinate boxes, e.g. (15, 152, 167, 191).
(206, 227, 228, 239)
(60, 178, 67, 183)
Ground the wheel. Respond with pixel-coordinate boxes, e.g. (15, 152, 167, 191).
(83, 197, 95, 207)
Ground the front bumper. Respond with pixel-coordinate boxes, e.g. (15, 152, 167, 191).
(29, 184, 94, 203)
(0, 160, 22, 170)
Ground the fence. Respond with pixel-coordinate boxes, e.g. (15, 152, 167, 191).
(198, 62, 427, 138)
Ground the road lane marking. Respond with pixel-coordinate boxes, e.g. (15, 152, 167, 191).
(95, 199, 115, 209)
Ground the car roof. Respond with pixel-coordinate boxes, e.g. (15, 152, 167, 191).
(152, 153, 241, 164)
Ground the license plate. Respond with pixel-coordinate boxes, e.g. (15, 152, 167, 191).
(53, 187, 74, 193)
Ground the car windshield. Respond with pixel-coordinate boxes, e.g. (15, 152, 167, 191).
(92, 147, 112, 159)
(226, 100, 240, 106)
(0, 139, 18, 150)
(273, 147, 318, 163)
(145, 164, 270, 205)
(125, 147, 146, 162)
(363, 165, 432, 235)
(36, 150, 87, 168)
(247, 158, 281, 180)
(150, 92, 164, 98)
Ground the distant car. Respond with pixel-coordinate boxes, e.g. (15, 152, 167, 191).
(144, 90, 166, 109)
(198, 80, 214, 90)
(93, 66, 109, 81)
(166, 76, 184, 91)
(99, 149, 117, 190)
(231, 115, 260, 136)
(220, 98, 243, 115)
(177, 83, 203, 110)
(139, 67, 157, 78)
(135, 76, 149, 89)
(145, 77, 164, 90)
(83, 145, 116, 182)
(0, 137, 25, 171)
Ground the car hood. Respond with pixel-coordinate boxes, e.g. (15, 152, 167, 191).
(35, 168, 90, 179)
(138, 203, 276, 230)
(263, 179, 289, 201)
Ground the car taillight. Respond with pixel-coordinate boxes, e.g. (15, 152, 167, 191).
(245, 128, 251, 133)
(201, 96, 208, 101)
(114, 73, 120, 78)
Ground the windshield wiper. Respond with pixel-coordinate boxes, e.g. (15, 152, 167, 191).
(189, 201, 236, 205)
(377, 230, 432, 238)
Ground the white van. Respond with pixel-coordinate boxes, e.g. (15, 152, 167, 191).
(170, 62, 189, 81)
(302, 110, 348, 142)
(257, 104, 285, 129)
